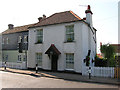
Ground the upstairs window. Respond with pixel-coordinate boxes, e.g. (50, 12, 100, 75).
(66, 25, 74, 42)
(24, 35, 28, 43)
(6, 38, 9, 44)
(2, 38, 4, 44)
(18, 36, 22, 43)
(36, 29, 43, 43)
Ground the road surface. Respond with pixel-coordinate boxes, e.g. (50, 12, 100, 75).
(0, 71, 119, 88)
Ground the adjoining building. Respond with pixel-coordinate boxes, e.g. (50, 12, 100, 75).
(27, 5, 97, 73)
(2, 24, 34, 69)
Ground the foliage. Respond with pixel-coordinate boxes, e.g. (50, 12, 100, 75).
(100, 43, 115, 66)
(94, 55, 107, 67)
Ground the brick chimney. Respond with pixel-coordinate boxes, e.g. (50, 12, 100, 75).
(8, 24, 14, 29)
(85, 5, 93, 26)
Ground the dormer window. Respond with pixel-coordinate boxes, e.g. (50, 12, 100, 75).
(36, 29, 43, 43)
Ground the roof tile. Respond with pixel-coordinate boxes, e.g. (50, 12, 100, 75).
(31, 11, 82, 28)
(2, 24, 34, 34)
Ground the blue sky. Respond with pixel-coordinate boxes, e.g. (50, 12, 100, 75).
(0, 0, 119, 53)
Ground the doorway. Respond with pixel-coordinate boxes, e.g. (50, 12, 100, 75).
(51, 55, 58, 71)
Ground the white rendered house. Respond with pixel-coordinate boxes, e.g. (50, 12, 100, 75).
(28, 5, 97, 73)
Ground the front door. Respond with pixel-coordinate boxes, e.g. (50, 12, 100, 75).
(51, 55, 58, 71)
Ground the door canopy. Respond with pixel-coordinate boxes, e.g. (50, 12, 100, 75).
(45, 44, 61, 55)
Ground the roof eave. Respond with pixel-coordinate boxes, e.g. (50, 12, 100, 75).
(28, 20, 82, 29)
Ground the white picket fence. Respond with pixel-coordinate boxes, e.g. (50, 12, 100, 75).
(0, 62, 27, 69)
(82, 66, 115, 78)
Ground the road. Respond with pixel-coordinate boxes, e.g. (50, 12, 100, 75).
(0, 71, 119, 88)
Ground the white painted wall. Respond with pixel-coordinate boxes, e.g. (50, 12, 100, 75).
(28, 21, 96, 73)
(86, 13, 93, 27)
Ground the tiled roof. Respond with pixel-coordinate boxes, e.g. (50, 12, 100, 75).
(2, 24, 34, 35)
(45, 44, 61, 55)
(30, 11, 82, 28)
(2, 11, 82, 34)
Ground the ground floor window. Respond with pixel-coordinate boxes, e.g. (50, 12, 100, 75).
(18, 55, 22, 62)
(5, 55, 8, 61)
(23, 55, 27, 61)
(2, 54, 8, 61)
(36, 53, 42, 67)
(66, 53, 74, 70)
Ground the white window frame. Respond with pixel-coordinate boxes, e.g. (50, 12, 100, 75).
(66, 25, 74, 42)
(6, 38, 9, 44)
(36, 29, 43, 43)
(24, 35, 28, 43)
(5, 55, 8, 61)
(18, 36, 22, 43)
(18, 55, 22, 62)
(2, 38, 4, 44)
(65, 53, 74, 70)
(23, 54, 27, 61)
(36, 53, 42, 67)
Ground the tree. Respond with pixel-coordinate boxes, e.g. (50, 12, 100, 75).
(100, 43, 115, 67)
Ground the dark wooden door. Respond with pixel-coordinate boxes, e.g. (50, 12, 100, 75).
(51, 55, 58, 71)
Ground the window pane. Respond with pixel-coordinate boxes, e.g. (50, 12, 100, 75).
(36, 29, 43, 43)
(18, 55, 21, 61)
(18, 36, 22, 43)
(24, 36, 28, 43)
(36, 53, 42, 67)
(66, 53, 74, 69)
(66, 25, 74, 42)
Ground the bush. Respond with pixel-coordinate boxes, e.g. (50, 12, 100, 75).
(95, 55, 107, 67)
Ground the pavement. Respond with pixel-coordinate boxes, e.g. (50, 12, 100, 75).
(0, 67, 120, 86)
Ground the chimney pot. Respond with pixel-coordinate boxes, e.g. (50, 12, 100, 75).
(43, 14, 46, 19)
(38, 17, 42, 22)
(8, 24, 14, 29)
(88, 5, 90, 10)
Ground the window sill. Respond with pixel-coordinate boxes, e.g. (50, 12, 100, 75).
(64, 41, 76, 43)
(35, 42, 43, 44)
(38, 66, 42, 68)
(17, 61, 22, 63)
(24, 42, 28, 44)
(65, 69, 74, 71)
